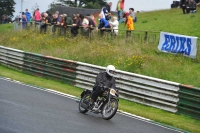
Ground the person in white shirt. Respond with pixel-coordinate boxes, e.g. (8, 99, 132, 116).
(109, 16, 119, 35)
(79, 14, 89, 27)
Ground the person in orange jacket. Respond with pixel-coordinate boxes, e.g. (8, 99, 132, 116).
(124, 12, 134, 30)
(116, 0, 125, 23)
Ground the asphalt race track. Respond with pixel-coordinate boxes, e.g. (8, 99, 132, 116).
(0, 78, 183, 133)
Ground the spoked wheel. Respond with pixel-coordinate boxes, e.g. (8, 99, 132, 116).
(102, 98, 118, 120)
(79, 94, 90, 113)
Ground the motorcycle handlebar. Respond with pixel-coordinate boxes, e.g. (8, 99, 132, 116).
(96, 85, 119, 96)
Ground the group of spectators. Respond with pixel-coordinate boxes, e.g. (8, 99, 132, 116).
(1, 14, 12, 24)
(37, 10, 97, 36)
(14, 1, 137, 36)
(181, 0, 199, 14)
(99, 0, 136, 35)
(14, 9, 33, 29)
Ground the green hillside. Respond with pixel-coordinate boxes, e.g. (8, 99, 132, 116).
(132, 8, 200, 37)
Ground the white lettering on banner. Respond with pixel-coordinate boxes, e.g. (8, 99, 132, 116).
(158, 32, 198, 58)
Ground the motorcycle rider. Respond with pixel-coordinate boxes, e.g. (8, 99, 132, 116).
(90, 65, 116, 109)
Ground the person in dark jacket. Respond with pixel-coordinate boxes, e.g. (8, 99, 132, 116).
(40, 13, 51, 33)
(90, 65, 116, 109)
(64, 14, 73, 26)
(71, 14, 81, 36)
(61, 14, 73, 35)
(182, 0, 190, 14)
(51, 13, 61, 33)
(106, 2, 112, 13)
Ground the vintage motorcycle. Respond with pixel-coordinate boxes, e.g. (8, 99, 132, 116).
(78, 86, 119, 120)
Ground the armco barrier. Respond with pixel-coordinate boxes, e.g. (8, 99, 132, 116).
(0, 46, 24, 70)
(178, 85, 200, 119)
(1, 45, 200, 119)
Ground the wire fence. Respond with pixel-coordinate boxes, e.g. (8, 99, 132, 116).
(13, 21, 161, 44)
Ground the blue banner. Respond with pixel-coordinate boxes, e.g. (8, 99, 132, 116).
(158, 32, 198, 58)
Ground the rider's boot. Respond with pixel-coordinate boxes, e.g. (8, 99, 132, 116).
(89, 99, 94, 109)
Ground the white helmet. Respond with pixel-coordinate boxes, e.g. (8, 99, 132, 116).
(106, 65, 115, 77)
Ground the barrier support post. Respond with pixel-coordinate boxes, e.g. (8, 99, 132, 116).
(144, 31, 148, 43)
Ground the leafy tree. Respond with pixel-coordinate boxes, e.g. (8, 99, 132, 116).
(0, 0, 16, 22)
(57, 0, 107, 8)
(84, 1, 105, 9)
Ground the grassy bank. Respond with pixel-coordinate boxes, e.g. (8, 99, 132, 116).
(0, 64, 200, 133)
(0, 27, 200, 87)
(0, 23, 13, 33)
(124, 8, 200, 37)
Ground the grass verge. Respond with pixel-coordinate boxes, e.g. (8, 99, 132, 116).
(0, 23, 13, 33)
(0, 65, 199, 133)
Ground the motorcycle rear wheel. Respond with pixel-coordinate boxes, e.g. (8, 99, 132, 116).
(102, 98, 118, 120)
(79, 94, 90, 113)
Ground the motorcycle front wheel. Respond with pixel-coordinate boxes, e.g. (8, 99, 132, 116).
(79, 94, 90, 113)
(102, 98, 118, 120)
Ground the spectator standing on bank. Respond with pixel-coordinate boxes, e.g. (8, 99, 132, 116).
(188, 0, 196, 12)
(60, 14, 65, 35)
(90, 15, 97, 26)
(71, 14, 81, 36)
(129, 8, 136, 22)
(84, 15, 96, 37)
(34, 8, 41, 23)
(97, 14, 111, 36)
(21, 12, 27, 29)
(52, 14, 61, 24)
(100, 4, 109, 20)
(106, 2, 113, 21)
(182, 0, 189, 14)
(1, 14, 6, 24)
(55, 11, 59, 16)
(30, 16, 33, 25)
(25, 9, 31, 22)
(109, 16, 119, 35)
(51, 13, 61, 33)
(79, 14, 89, 36)
(40, 13, 51, 33)
(106, 2, 112, 13)
(46, 11, 52, 18)
(64, 14, 73, 27)
(116, 0, 125, 23)
(79, 14, 89, 27)
(60, 14, 64, 25)
(53, 13, 61, 25)
(62, 14, 72, 34)
(124, 12, 134, 30)
(86, 16, 96, 28)
(14, 15, 20, 30)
